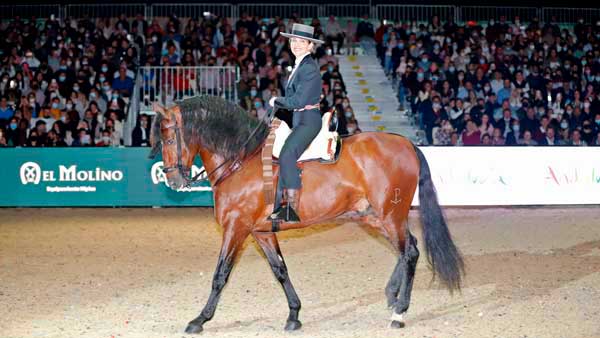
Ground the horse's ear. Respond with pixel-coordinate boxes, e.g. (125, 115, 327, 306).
(153, 102, 166, 117)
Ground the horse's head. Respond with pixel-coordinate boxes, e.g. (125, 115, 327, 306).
(150, 102, 193, 191)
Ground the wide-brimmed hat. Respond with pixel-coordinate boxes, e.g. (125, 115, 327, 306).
(280, 23, 324, 44)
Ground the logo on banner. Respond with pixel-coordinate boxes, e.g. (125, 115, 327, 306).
(20, 162, 41, 185)
(18, 162, 123, 192)
(151, 161, 211, 191)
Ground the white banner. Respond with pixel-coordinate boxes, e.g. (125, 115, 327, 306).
(413, 147, 600, 206)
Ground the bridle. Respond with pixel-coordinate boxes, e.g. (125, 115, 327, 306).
(150, 108, 272, 188)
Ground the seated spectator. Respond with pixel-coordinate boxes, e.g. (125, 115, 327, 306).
(132, 114, 151, 147)
(0, 96, 14, 121)
(539, 127, 558, 146)
(519, 130, 538, 146)
(461, 120, 481, 146)
(491, 128, 506, 145)
(72, 128, 92, 147)
(568, 129, 587, 146)
(481, 133, 492, 146)
(111, 66, 134, 97)
(95, 130, 113, 147)
(46, 130, 67, 147)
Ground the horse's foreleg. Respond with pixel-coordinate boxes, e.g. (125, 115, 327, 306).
(185, 227, 249, 334)
(253, 232, 302, 331)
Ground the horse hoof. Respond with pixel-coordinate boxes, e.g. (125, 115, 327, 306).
(284, 319, 302, 331)
(185, 322, 204, 334)
(390, 320, 405, 329)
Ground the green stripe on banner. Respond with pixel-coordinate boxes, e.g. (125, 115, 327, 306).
(0, 148, 214, 207)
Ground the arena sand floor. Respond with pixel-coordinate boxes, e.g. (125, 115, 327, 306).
(1, 207, 600, 338)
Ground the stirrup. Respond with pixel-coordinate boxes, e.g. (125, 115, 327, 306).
(268, 204, 300, 223)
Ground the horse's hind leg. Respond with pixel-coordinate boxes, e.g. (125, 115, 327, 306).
(253, 232, 302, 331)
(365, 189, 419, 328)
(387, 229, 419, 328)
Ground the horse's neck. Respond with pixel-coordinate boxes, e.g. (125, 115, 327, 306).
(197, 148, 227, 184)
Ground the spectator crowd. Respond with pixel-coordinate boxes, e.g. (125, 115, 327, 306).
(374, 14, 600, 146)
(0, 11, 360, 147)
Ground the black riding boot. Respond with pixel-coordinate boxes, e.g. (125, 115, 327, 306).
(269, 189, 301, 223)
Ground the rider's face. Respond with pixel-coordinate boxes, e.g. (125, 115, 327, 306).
(290, 38, 312, 58)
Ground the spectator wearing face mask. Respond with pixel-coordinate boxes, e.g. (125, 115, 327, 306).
(46, 130, 67, 147)
(95, 130, 113, 147)
(505, 120, 522, 145)
(72, 128, 92, 147)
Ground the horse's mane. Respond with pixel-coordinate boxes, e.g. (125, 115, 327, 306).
(151, 95, 269, 161)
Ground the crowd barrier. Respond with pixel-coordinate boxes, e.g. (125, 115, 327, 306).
(5, 3, 599, 24)
(2, 147, 599, 207)
(0, 148, 213, 207)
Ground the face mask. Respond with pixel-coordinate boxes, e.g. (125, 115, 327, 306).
(250, 89, 257, 97)
(60, 115, 67, 122)
(417, 74, 424, 80)
(347, 127, 356, 133)
(101, 66, 108, 73)
(99, 76, 106, 83)
(458, 75, 464, 80)
(10, 122, 17, 130)
(433, 103, 441, 109)
(344, 111, 352, 118)
(449, 66, 456, 73)
(584, 102, 591, 109)
(582, 60, 587, 66)
(66, 103, 73, 110)
(561, 121, 569, 129)
(102, 136, 110, 143)
(152, 36, 158, 43)
(59, 76, 66, 82)
(90, 92, 97, 100)
(254, 101, 262, 109)
(82, 135, 91, 144)
(484, 86, 490, 92)
(103, 86, 111, 92)
(421, 58, 428, 63)
(73, 85, 80, 92)
(596, 120, 600, 125)
(59, 65, 67, 70)
(112, 93, 119, 100)
(328, 66, 334, 72)
(513, 125, 520, 133)
(342, 102, 349, 108)
(51, 102, 59, 109)
(398, 43, 404, 49)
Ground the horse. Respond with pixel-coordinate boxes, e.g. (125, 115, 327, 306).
(149, 95, 464, 334)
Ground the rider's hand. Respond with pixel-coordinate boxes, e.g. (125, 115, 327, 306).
(268, 97, 277, 107)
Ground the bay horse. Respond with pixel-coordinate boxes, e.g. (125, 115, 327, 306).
(150, 95, 464, 333)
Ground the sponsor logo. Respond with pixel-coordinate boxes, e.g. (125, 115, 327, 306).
(151, 161, 212, 191)
(19, 162, 123, 193)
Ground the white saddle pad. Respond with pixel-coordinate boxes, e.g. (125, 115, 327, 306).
(273, 112, 339, 162)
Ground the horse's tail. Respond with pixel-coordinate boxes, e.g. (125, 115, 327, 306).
(413, 145, 464, 293)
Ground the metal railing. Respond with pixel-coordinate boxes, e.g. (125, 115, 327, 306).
(65, 4, 146, 19)
(135, 65, 239, 115)
(7, 3, 600, 25)
(375, 5, 456, 24)
(541, 7, 600, 25)
(150, 3, 234, 20)
(0, 4, 62, 20)
(237, 4, 319, 19)
(459, 6, 540, 24)
(323, 4, 371, 18)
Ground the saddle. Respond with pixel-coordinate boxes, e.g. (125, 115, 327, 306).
(261, 109, 342, 207)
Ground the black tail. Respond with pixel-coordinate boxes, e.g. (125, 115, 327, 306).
(413, 146, 464, 292)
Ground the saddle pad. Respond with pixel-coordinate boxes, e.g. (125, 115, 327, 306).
(273, 112, 339, 162)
